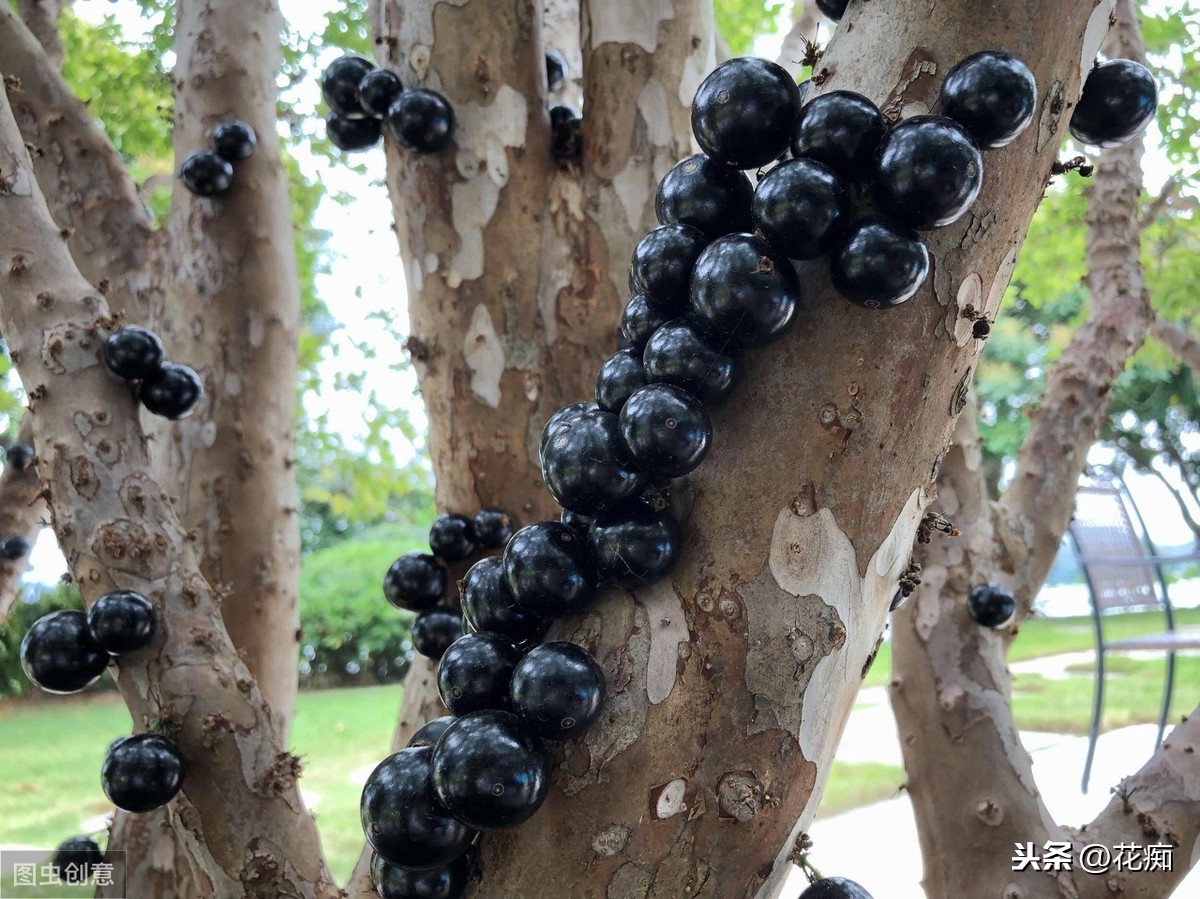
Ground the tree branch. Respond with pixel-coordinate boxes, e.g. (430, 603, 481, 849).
(1152, 317, 1200, 375)
(0, 415, 46, 621)
(17, 0, 67, 69)
(777, 0, 820, 78)
(1139, 176, 1181, 232)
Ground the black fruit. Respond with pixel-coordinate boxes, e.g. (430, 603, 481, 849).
(540, 402, 598, 458)
(327, 112, 382, 151)
(620, 294, 671, 355)
(541, 408, 647, 515)
(386, 89, 455, 153)
(790, 91, 884, 182)
(550, 104, 582, 160)
(830, 218, 930, 309)
(1, 534, 32, 560)
(460, 556, 548, 645)
(101, 733, 185, 812)
(815, 0, 849, 20)
(5, 442, 34, 471)
(642, 318, 737, 404)
(321, 54, 375, 117)
(431, 710, 548, 829)
(545, 49, 567, 92)
(408, 716, 456, 749)
(1069, 58, 1158, 149)
(180, 150, 233, 197)
(140, 363, 203, 420)
(691, 57, 802, 169)
(384, 553, 448, 612)
(799, 877, 875, 899)
(967, 582, 1017, 628)
(429, 514, 476, 562)
(595, 349, 648, 413)
(20, 610, 109, 694)
(690, 233, 800, 348)
(510, 641, 606, 740)
(559, 508, 593, 536)
(752, 158, 849, 260)
(630, 224, 709, 313)
(371, 852, 468, 899)
(104, 326, 164, 380)
(655, 154, 753, 238)
(412, 608, 465, 661)
(588, 503, 682, 588)
(360, 746, 476, 870)
(87, 590, 156, 654)
(360, 69, 404, 118)
(437, 632, 522, 715)
(212, 120, 257, 162)
(52, 836, 104, 884)
(472, 508, 513, 548)
(873, 115, 983, 230)
(503, 520, 597, 619)
(618, 384, 711, 478)
(940, 51, 1037, 150)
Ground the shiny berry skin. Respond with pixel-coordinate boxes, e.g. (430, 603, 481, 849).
(815, 0, 849, 20)
(327, 112, 382, 151)
(371, 852, 468, 899)
(595, 349, 647, 413)
(180, 150, 233, 197)
(412, 607, 465, 661)
(212, 120, 257, 162)
(5, 442, 34, 471)
(101, 733, 185, 812)
(967, 582, 1017, 628)
(437, 632, 522, 715)
(104, 326, 165, 381)
(140, 363, 203, 420)
(503, 520, 597, 619)
(541, 408, 647, 515)
(752, 158, 849, 260)
(384, 553, 448, 611)
(873, 115, 983, 230)
(550, 104, 582, 160)
(631, 224, 709, 314)
(940, 51, 1037, 150)
(428, 514, 476, 562)
(1069, 59, 1158, 149)
(386, 89, 455, 153)
(461, 556, 548, 645)
(642, 318, 737, 404)
(321, 54, 375, 117)
(559, 508, 593, 536)
(472, 508, 513, 548)
(620, 294, 671, 355)
(540, 402, 598, 459)
(510, 641, 605, 740)
(87, 590, 156, 654)
(618, 384, 711, 478)
(588, 503, 682, 588)
(431, 710, 548, 829)
(830, 218, 929, 309)
(790, 91, 884, 182)
(690, 234, 800, 348)
(1, 534, 32, 560)
(655, 154, 753, 238)
(359, 69, 404, 118)
(545, 49, 567, 92)
(691, 57, 802, 170)
(799, 877, 875, 899)
(408, 715, 457, 749)
(52, 837, 104, 884)
(360, 746, 476, 870)
(20, 610, 109, 694)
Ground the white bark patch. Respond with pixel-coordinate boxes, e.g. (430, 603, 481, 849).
(953, 272, 984, 347)
(637, 79, 674, 148)
(612, 159, 653, 234)
(463, 304, 504, 408)
(1080, 1, 1117, 82)
(914, 564, 948, 641)
(654, 778, 687, 818)
(588, 0, 672, 53)
(40, 323, 101, 374)
(637, 578, 689, 704)
(224, 373, 242, 397)
(448, 178, 500, 285)
(679, 13, 716, 109)
(986, 244, 1020, 316)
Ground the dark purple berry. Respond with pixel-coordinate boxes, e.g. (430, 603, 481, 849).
(642, 318, 736, 404)
(472, 508, 513, 548)
(20, 610, 109, 694)
(655, 154, 753, 238)
(386, 90, 455, 153)
(180, 150, 233, 197)
(87, 590, 156, 654)
(830, 218, 930, 309)
(872, 115, 983, 230)
(371, 852, 468, 899)
(540, 402, 598, 458)
(620, 294, 671, 355)
(752, 158, 849, 260)
(799, 877, 874, 899)
(384, 553, 448, 612)
(408, 716, 457, 749)
(212, 121, 257, 162)
(460, 557, 548, 645)
(618, 384, 711, 478)
(428, 514, 476, 562)
(140, 363, 203, 420)
(1069, 58, 1158, 149)
(595, 349, 647, 413)
(1, 534, 32, 560)
(790, 91, 884, 182)
(815, 0, 849, 20)
(545, 49, 567, 92)
(437, 632, 522, 715)
(541, 408, 647, 515)
(503, 520, 597, 619)
(690, 233, 799, 348)
(104, 325, 164, 381)
(588, 503, 682, 588)
(940, 51, 1037, 150)
(631, 224, 709, 313)
(321, 54, 375, 117)
(5, 442, 34, 472)
(327, 112, 382, 151)
(412, 608, 465, 661)
(691, 57, 802, 170)
(510, 641, 605, 740)
(550, 104, 582, 160)
(967, 582, 1016, 628)
(52, 837, 104, 884)
(359, 69, 404, 118)
(101, 733, 185, 812)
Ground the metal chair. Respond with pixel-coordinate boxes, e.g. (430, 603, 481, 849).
(1068, 471, 1200, 792)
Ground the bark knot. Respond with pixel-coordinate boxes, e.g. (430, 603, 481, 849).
(717, 771, 766, 823)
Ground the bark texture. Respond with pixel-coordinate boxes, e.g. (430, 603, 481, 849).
(1153, 318, 1200, 375)
(0, 416, 47, 619)
(17, 0, 66, 69)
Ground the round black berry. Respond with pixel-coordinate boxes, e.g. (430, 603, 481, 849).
(630, 224, 709, 314)
(87, 590, 156, 655)
(321, 54, 375, 117)
(618, 384, 711, 478)
(588, 503, 682, 588)
(5, 442, 34, 472)
(545, 49, 567, 92)
(327, 112, 382, 151)
(1, 534, 32, 560)
(595, 349, 648, 414)
(510, 641, 605, 740)
(1069, 58, 1158, 149)
(503, 520, 597, 619)
(101, 733, 185, 812)
(437, 632, 522, 716)
(20, 610, 109, 694)
(967, 582, 1017, 628)
(799, 877, 875, 899)
(371, 852, 468, 899)
(212, 120, 257, 162)
(140, 363, 203, 420)
(408, 715, 456, 749)
(550, 104, 582, 160)
(386, 90, 455, 153)
(412, 607, 465, 661)
(940, 51, 1037, 150)
(815, 0, 849, 20)
(541, 408, 647, 515)
(830, 218, 930, 309)
(691, 57, 802, 170)
(752, 158, 849, 260)
(359, 69, 404, 118)
(52, 837, 104, 884)
(461, 556, 548, 645)
(360, 746, 476, 870)
(655, 154, 753, 238)
(642, 318, 736, 404)
(104, 326, 164, 380)
(620, 294, 671, 355)
(540, 402, 598, 459)
(472, 508, 513, 548)
(790, 91, 884, 182)
(384, 553, 448, 612)
(690, 233, 799, 348)
(431, 710, 548, 829)
(873, 115, 983, 230)
(428, 514, 476, 562)
(180, 150, 233, 197)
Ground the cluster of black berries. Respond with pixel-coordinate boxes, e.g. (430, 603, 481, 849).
(180, 120, 258, 197)
(545, 50, 582, 161)
(103, 325, 203, 420)
(321, 54, 455, 154)
(0, 441, 36, 560)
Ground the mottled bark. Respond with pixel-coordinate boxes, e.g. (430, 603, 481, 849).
(0, 416, 47, 620)
(1153, 318, 1200, 375)
(17, 0, 66, 69)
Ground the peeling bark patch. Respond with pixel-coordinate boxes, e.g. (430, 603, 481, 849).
(463, 303, 504, 407)
(591, 824, 631, 857)
(589, 0, 673, 53)
(986, 245, 1020, 316)
(881, 49, 938, 123)
(41, 321, 101, 374)
(1080, 2, 1117, 83)
(953, 273, 983, 347)
(717, 771, 766, 823)
(637, 578, 689, 704)
(652, 778, 687, 819)
(1036, 79, 1067, 152)
(607, 861, 653, 899)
